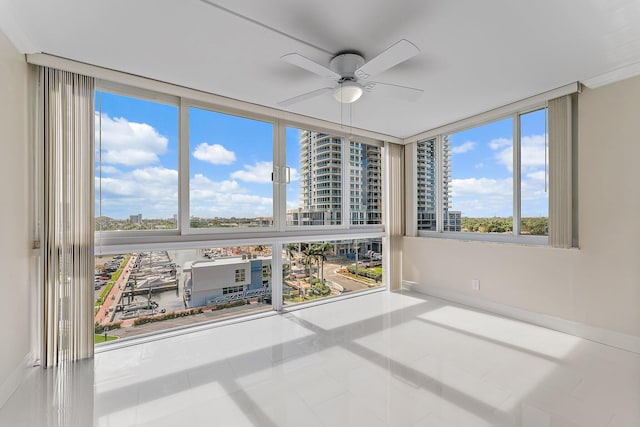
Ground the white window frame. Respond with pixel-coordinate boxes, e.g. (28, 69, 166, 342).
(93, 86, 385, 252)
(413, 106, 550, 245)
(280, 120, 385, 234)
(90, 78, 387, 318)
(182, 99, 279, 236)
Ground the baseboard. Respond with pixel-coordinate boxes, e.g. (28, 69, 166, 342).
(0, 352, 34, 409)
(403, 281, 640, 355)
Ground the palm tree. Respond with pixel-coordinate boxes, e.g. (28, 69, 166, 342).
(285, 243, 298, 279)
(301, 245, 315, 279)
(312, 242, 332, 286)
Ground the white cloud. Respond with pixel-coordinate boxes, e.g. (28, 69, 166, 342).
(495, 146, 513, 171)
(489, 138, 511, 150)
(288, 168, 300, 182)
(521, 134, 548, 171)
(450, 177, 513, 217)
(229, 162, 300, 184)
(96, 165, 121, 175)
(131, 166, 179, 183)
(493, 134, 547, 172)
(190, 174, 241, 201)
(96, 113, 169, 166)
(448, 134, 549, 217)
(98, 176, 136, 197)
(96, 166, 178, 218)
(193, 143, 236, 165)
(526, 170, 547, 181)
(190, 173, 272, 218)
(451, 177, 512, 196)
(474, 163, 485, 169)
(521, 169, 549, 215)
(451, 141, 476, 154)
(103, 149, 161, 166)
(99, 167, 177, 197)
(230, 161, 273, 183)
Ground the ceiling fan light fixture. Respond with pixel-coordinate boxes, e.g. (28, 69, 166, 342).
(333, 81, 363, 103)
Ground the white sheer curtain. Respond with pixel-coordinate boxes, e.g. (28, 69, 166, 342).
(548, 95, 574, 248)
(385, 142, 404, 291)
(40, 67, 95, 367)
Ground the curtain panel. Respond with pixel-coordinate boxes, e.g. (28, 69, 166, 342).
(548, 95, 574, 248)
(40, 67, 95, 367)
(386, 142, 404, 290)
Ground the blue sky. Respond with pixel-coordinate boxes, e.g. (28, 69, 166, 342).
(188, 107, 275, 219)
(95, 92, 302, 220)
(448, 109, 548, 218)
(95, 91, 548, 220)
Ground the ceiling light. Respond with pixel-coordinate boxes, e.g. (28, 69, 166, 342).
(333, 81, 363, 103)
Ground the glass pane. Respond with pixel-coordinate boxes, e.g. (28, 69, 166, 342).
(417, 138, 437, 231)
(95, 91, 179, 231)
(189, 108, 273, 229)
(94, 246, 272, 344)
(520, 109, 549, 236)
(282, 238, 384, 307)
(286, 128, 342, 226)
(448, 117, 514, 233)
(349, 141, 383, 225)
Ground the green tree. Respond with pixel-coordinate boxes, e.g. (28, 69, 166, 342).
(312, 242, 332, 285)
(285, 243, 298, 279)
(301, 245, 315, 278)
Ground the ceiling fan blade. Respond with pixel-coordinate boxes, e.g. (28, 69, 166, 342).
(281, 53, 341, 79)
(364, 81, 423, 102)
(278, 87, 334, 107)
(355, 39, 420, 80)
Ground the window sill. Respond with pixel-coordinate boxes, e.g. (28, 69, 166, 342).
(416, 231, 548, 247)
(95, 227, 385, 254)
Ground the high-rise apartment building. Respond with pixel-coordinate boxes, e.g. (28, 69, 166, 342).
(287, 131, 382, 227)
(417, 137, 461, 232)
(350, 141, 382, 225)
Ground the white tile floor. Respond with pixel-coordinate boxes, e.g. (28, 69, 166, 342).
(1, 290, 639, 426)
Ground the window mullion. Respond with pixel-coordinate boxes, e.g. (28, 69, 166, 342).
(513, 113, 521, 236)
(274, 119, 286, 232)
(179, 98, 190, 234)
(271, 242, 283, 311)
(342, 137, 349, 228)
(436, 136, 444, 233)
(405, 141, 417, 237)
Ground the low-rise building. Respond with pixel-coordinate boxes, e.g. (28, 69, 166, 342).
(183, 255, 273, 307)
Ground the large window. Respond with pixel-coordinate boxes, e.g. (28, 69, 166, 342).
(94, 246, 274, 343)
(282, 238, 384, 306)
(349, 141, 383, 225)
(448, 117, 514, 233)
(286, 128, 343, 227)
(417, 108, 548, 242)
(285, 127, 383, 228)
(189, 107, 274, 229)
(520, 109, 549, 236)
(95, 91, 179, 231)
(93, 85, 386, 345)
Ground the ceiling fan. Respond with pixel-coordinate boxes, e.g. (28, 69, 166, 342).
(279, 39, 423, 106)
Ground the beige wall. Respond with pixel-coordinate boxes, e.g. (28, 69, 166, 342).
(0, 30, 32, 399)
(403, 76, 640, 338)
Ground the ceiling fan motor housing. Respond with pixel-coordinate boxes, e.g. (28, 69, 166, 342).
(330, 53, 366, 79)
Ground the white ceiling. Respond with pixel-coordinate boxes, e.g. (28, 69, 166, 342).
(2, 0, 640, 138)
